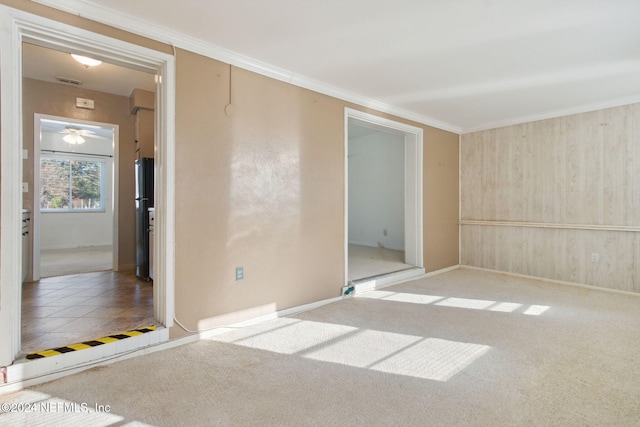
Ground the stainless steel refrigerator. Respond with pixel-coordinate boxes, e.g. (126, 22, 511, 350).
(135, 158, 154, 280)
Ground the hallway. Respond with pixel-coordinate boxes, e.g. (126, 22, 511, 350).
(21, 271, 156, 357)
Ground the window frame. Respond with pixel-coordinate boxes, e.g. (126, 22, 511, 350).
(39, 152, 107, 213)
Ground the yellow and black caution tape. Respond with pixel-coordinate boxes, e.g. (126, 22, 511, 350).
(26, 326, 157, 360)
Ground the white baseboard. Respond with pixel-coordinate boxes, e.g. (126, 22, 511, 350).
(349, 265, 459, 295)
(196, 295, 345, 340)
(423, 264, 461, 277)
(460, 265, 640, 298)
(350, 268, 422, 294)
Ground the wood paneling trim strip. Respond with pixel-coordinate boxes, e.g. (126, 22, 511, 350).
(459, 220, 640, 233)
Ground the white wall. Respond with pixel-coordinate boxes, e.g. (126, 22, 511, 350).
(348, 128, 405, 250)
(40, 211, 113, 249)
(39, 130, 114, 250)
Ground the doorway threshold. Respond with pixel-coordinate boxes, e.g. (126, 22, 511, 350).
(347, 267, 425, 295)
(2, 327, 169, 392)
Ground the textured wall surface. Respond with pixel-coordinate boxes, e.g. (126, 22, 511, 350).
(461, 103, 640, 292)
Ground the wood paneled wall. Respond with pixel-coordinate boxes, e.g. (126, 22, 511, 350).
(461, 103, 640, 293)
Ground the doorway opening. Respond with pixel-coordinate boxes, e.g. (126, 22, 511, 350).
(0, 8, 176, 367)
(34, 115, 117, 279)
(20, 114, 156, 356)
(345, 109, 425, 289)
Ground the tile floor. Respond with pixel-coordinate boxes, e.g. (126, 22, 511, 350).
(21, 270, 157, 356)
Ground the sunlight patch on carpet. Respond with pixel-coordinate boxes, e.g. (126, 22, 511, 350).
(303, 330, 489, 382)
(212, 318, 358, 354)
(524, 305, 550, 315)
(211, 318, 490, 382)
(368, 338, 490, 381)
(436, 297, 495, 310)
(358, 291, 548, 315)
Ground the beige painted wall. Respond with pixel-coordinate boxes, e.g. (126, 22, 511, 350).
(422, 126, 459, 271)
(461, 103, 640, 292)
(173, 54, 348, 332)
(22, 77, 137, 274)
(1, 2, 460, 339)
(173, 52, 459, 334)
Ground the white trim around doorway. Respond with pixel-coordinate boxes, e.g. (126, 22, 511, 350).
(344, 108, 425, 288)
(0, 5, 175, 368)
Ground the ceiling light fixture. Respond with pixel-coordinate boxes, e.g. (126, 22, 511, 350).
(71, 54, 102, 68)
(63, 133, 85, 145)
(60, 127, 95, 144)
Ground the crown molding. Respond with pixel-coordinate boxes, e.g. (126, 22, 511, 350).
(461, 94, 640, 134)
(31, 0, 462, 134)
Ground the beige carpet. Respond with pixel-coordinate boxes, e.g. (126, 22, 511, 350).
(2, 268, 640, 426)
(40, 246, 113, 278)
(348, 243, 413, 281)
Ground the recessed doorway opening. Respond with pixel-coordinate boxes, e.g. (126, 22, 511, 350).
(34, 115, 117, 280)
(19, 113, 158, 357)
(0, 7, 176, 368)
(345, 109, 424, 290)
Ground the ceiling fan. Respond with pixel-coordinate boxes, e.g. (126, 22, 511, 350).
(60, 126, 98, 145)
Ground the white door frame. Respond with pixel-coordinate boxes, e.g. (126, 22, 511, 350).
(344, 108, 424, 285)
(0, 6, 176, 365)
(33, 114, 119, 281)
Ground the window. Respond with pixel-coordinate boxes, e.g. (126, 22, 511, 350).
(40, 155, 106, 211)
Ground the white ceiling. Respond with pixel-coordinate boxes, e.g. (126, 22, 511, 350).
(23, 43, 156, 97)
(33, 0, 640, 132)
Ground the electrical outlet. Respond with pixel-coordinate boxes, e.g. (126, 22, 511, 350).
(590, 253, 600, 263)
(235, 266, 244, 281)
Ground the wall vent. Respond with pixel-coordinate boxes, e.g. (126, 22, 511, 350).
(55, 76, 82, 86)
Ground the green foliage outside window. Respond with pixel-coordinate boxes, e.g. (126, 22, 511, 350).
(40, 157, 105, 211)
